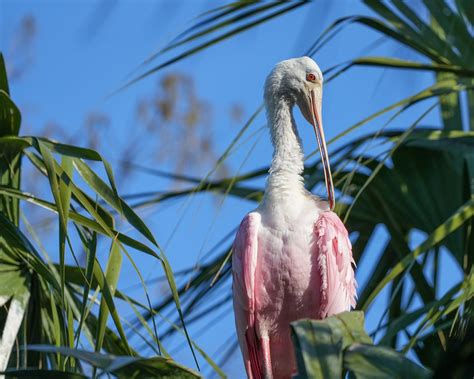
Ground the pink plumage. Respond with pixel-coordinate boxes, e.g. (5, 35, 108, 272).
(232, 57, 357, 379)
(315, 212, 357, 319)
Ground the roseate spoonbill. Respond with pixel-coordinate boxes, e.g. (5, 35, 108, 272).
(232, 57, 357, 379)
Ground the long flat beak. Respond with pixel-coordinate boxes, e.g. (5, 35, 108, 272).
(309, 89, 335, 211)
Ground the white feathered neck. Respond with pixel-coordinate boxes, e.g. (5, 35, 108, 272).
(263, 94, 306, 200)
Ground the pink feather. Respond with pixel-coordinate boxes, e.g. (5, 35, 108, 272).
(232, 211, 357, 378)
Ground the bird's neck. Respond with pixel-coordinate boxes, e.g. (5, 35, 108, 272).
(264, 95, 306, 199)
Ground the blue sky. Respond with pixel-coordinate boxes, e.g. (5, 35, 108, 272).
(1, 1, 462, 378)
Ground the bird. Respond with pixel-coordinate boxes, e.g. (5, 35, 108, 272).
(232, 57, 357, 379)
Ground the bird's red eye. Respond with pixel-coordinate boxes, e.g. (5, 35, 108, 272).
(306, 73, 317, 82)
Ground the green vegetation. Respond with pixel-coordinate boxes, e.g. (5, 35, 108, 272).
(1, 1, 473, 378)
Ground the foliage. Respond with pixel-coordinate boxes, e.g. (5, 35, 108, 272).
(4, 345, 200, 379)
(1, 0, 474, 377)
(0, 54, 211, 378)
(291, 311, 431, 379)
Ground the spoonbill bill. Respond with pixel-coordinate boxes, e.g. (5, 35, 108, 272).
(232, 57, 357, 379)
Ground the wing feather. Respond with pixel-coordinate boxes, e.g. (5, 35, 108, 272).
(315, 211, 357, 318)
(232, 213, 262, 379)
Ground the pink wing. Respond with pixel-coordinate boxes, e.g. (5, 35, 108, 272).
(232, 213, 262, 379)
(315, 211, 357, 318)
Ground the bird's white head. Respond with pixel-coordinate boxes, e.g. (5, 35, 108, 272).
(264, 56, 335, 210)
(264, 56, 322, 115)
